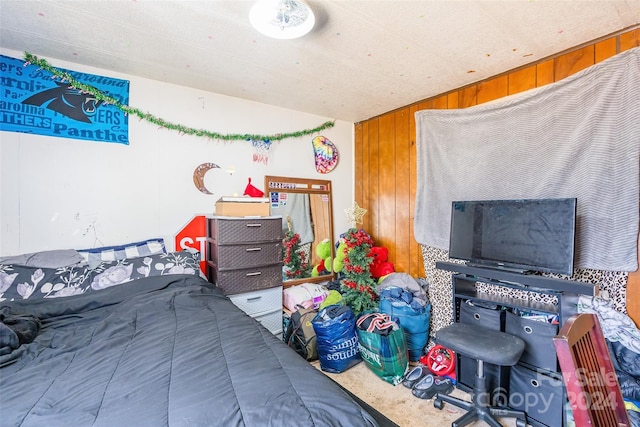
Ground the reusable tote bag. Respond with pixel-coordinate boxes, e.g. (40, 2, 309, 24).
(356, 312, 409, 385)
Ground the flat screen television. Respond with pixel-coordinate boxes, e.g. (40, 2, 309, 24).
(448, 198, 577, 275)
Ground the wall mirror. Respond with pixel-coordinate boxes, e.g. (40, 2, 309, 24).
(264, 175, 334, 288)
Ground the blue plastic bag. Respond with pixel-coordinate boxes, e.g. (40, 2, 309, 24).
(379, 297, 431, 362)
(312, 305, 361, 373)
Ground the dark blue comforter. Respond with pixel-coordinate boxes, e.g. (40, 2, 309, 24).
(0, 275, 377, 427)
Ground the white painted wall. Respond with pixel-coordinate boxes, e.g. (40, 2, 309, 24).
(0, 48, 354, 255)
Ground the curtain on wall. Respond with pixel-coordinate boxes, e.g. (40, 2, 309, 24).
(414, 47, 640, 272)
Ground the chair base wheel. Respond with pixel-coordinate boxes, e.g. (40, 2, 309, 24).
(516, 417, 528, 427)
(434, 398, 444, 410)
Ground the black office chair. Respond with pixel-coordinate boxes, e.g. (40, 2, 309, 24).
(433, 322, 528, 427)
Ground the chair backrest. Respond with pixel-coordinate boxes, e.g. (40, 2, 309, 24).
(553, 313, 630, 427)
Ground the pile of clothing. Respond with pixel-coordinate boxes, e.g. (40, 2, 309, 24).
(377, 273, 431, 361)
(578, 295, 640, 426)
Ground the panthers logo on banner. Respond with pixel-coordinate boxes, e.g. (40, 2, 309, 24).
(0, 54, 129, 144)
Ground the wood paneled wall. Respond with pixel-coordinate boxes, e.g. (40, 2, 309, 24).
(354, 27, 640, 324)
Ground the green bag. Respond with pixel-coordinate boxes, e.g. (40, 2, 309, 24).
(356, 313, 409, 385)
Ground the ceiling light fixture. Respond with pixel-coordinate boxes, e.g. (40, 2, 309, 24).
(249, 0, 315, 40)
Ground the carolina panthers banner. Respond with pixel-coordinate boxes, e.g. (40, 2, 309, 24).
(0, 54, 129, 144)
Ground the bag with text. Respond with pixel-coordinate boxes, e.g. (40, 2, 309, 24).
(312, 305, 361, 373)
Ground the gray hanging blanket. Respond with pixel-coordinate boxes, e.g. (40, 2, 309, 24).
(415, 47, 640, 272)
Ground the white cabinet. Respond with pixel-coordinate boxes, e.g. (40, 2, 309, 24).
(229, 286, 283, 335)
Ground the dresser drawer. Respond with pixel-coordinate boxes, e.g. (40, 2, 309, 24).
(213, 241, 282, 269)
(214, 263, 282, 295)
(209, 217, 282, 244)
(255, 309, 283, 335)
(229, 286, 282, 316)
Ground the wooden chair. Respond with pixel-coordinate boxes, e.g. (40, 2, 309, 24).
(553, 313, 631, 427)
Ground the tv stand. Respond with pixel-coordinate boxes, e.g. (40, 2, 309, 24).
(464, 262, 530, 275)
(436, 261, 599, 427)
(438, 262, 598, 302)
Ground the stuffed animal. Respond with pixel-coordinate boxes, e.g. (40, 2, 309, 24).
(332, 239, 348, 273)
(368, 246, 395, 279)
(311, 238, 332, 277)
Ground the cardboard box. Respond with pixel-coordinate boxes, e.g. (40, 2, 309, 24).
(215, 197, 270, 217)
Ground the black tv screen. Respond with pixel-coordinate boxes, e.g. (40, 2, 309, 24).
(448, 198, 577, 275)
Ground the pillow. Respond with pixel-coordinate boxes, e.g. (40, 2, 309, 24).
(0, 251, 200, 301)
(0, 249, 85, 268)
(88, 250, 200, 291)
(77, 238, 166, 269)
(0, 264, 93, 302)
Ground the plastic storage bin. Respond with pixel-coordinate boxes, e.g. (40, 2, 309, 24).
(505, 311, 559, 373)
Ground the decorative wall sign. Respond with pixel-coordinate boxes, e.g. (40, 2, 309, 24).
(0, 54, 129, 144)
(312, 135, 339, 173)
(192, 162, 220, 194)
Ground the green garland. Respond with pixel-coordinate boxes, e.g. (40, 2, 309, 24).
(23, 52, 335, 142)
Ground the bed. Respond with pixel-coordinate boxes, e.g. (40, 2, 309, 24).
(0, 247, 378, 427)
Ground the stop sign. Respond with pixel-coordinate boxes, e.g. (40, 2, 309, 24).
(174, 215, 207, 275)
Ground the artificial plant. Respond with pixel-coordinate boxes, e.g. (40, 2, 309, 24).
(282, 230, 311, 279)
(339, 228, 378, 315)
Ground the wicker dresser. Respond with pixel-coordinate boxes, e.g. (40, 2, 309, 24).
(205, 215, 283, 335)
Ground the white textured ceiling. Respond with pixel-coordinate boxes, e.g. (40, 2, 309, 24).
(1, 0, 639, 122)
